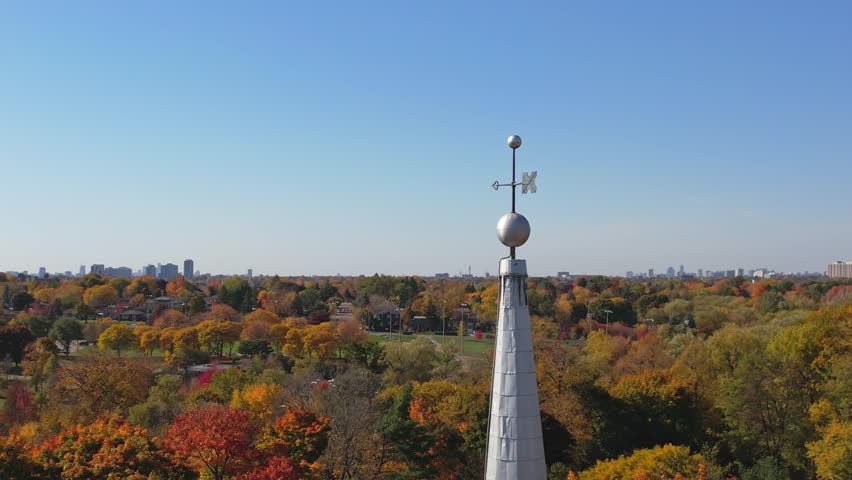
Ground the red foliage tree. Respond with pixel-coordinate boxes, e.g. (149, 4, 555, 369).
(165, 405, 258, 480)
(235, 456, 301, 480)
(4, 381, 34, 425)
(194, 362, 217, 389)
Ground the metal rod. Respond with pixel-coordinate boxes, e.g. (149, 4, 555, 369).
(511, 148, 516, 213)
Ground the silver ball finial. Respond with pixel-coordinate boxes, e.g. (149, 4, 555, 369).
(497, 212, 531, 247)
(507, 135, 522, 149)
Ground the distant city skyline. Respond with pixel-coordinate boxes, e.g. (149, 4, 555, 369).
(4, 258, 840, 279)
(2, 3, 850, 276)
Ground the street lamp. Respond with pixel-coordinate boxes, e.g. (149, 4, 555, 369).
(441, 299, 447, 346)
(459, 302, 470, 353)
(647, 318, 655, 333)
(586, 312, 593, 338)
(603, 309, 613, 334)
(388, 297, 399, 341)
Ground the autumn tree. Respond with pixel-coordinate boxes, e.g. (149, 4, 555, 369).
(578, 444, 716, 480)
(207, 303, 240, 322)
(154, 308, 190, 328)
(165, 405, 258, 480)
(0, 435, 44, 480)
(4, 381, 35, 425)
(807, 420, 852, 480)
(335, 317, 368, 355)
(198, 320, 242, 357)
(97, 323, 136, 356)
(303, 322, 338, 359)
(244, 308, 279, 324)
(235, 456, 301, 480)
(48, 354, 152, 426)
(82, 284, 118, 308)
(136, 325, 160, 356)
(379, 384, 437, 478)
(241, 320, 272, 342)
(257, 407, 331, 470)
(231, 382, 284, 423)
(36, 416, 189, 480)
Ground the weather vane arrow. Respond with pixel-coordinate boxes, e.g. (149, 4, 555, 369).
(491, 135, 538, 213)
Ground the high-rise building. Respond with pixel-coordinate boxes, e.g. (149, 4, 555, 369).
(144, 264, 157, 277)
(159, 263, 179, 281)
(698, 268, 703, 278)
(183, 259, 194, 279)
(736, 268, 744, 277)
(247, 268, 253, 279)
(38, 267, 46, 278)
(666, 267, 675, 278)
(678, 265, 685, 277)
(104, 266, 132, 278)
(626, 271, 634, 279)
(827, 261, 852, 278)
(648, 268, 654, 277)
(79, 265, 86, 277)
(90, 264, 105, 275)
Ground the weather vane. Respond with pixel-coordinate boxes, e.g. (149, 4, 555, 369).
(493, 134, 537, 259)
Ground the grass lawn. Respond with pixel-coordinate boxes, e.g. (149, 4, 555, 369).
(429, 334, 494, 354)
(368, 332, 417, 344)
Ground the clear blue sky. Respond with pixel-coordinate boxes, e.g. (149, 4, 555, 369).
(1, 1, 850, 277)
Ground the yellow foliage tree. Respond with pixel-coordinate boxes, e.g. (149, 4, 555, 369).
(97, 323, 136, 357)
(807, 420, 852, 479)
(231, 383, 283, 423)
(283, 328, 306, 358)
(303, 322, 338, 359)
(579, 444, 710, 480)
(83, 285, 119, 308)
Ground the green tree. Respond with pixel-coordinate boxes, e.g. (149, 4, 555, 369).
(49, 317, 83, 355)
(0, 324, 35, 366)
(10, 291, 34, 311)
(187, 294, 206, 315)
(380, 384, 437, 478)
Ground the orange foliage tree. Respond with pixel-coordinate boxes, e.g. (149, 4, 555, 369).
(257, 407, 331, 471)
(36, 416, 188, 480)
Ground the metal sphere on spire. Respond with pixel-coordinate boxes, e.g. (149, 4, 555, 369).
(507, 134, 522, 149)
(496, 212, 530, 247)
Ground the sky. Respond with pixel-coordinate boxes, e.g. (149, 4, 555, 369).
(1, 1, 851, 277)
